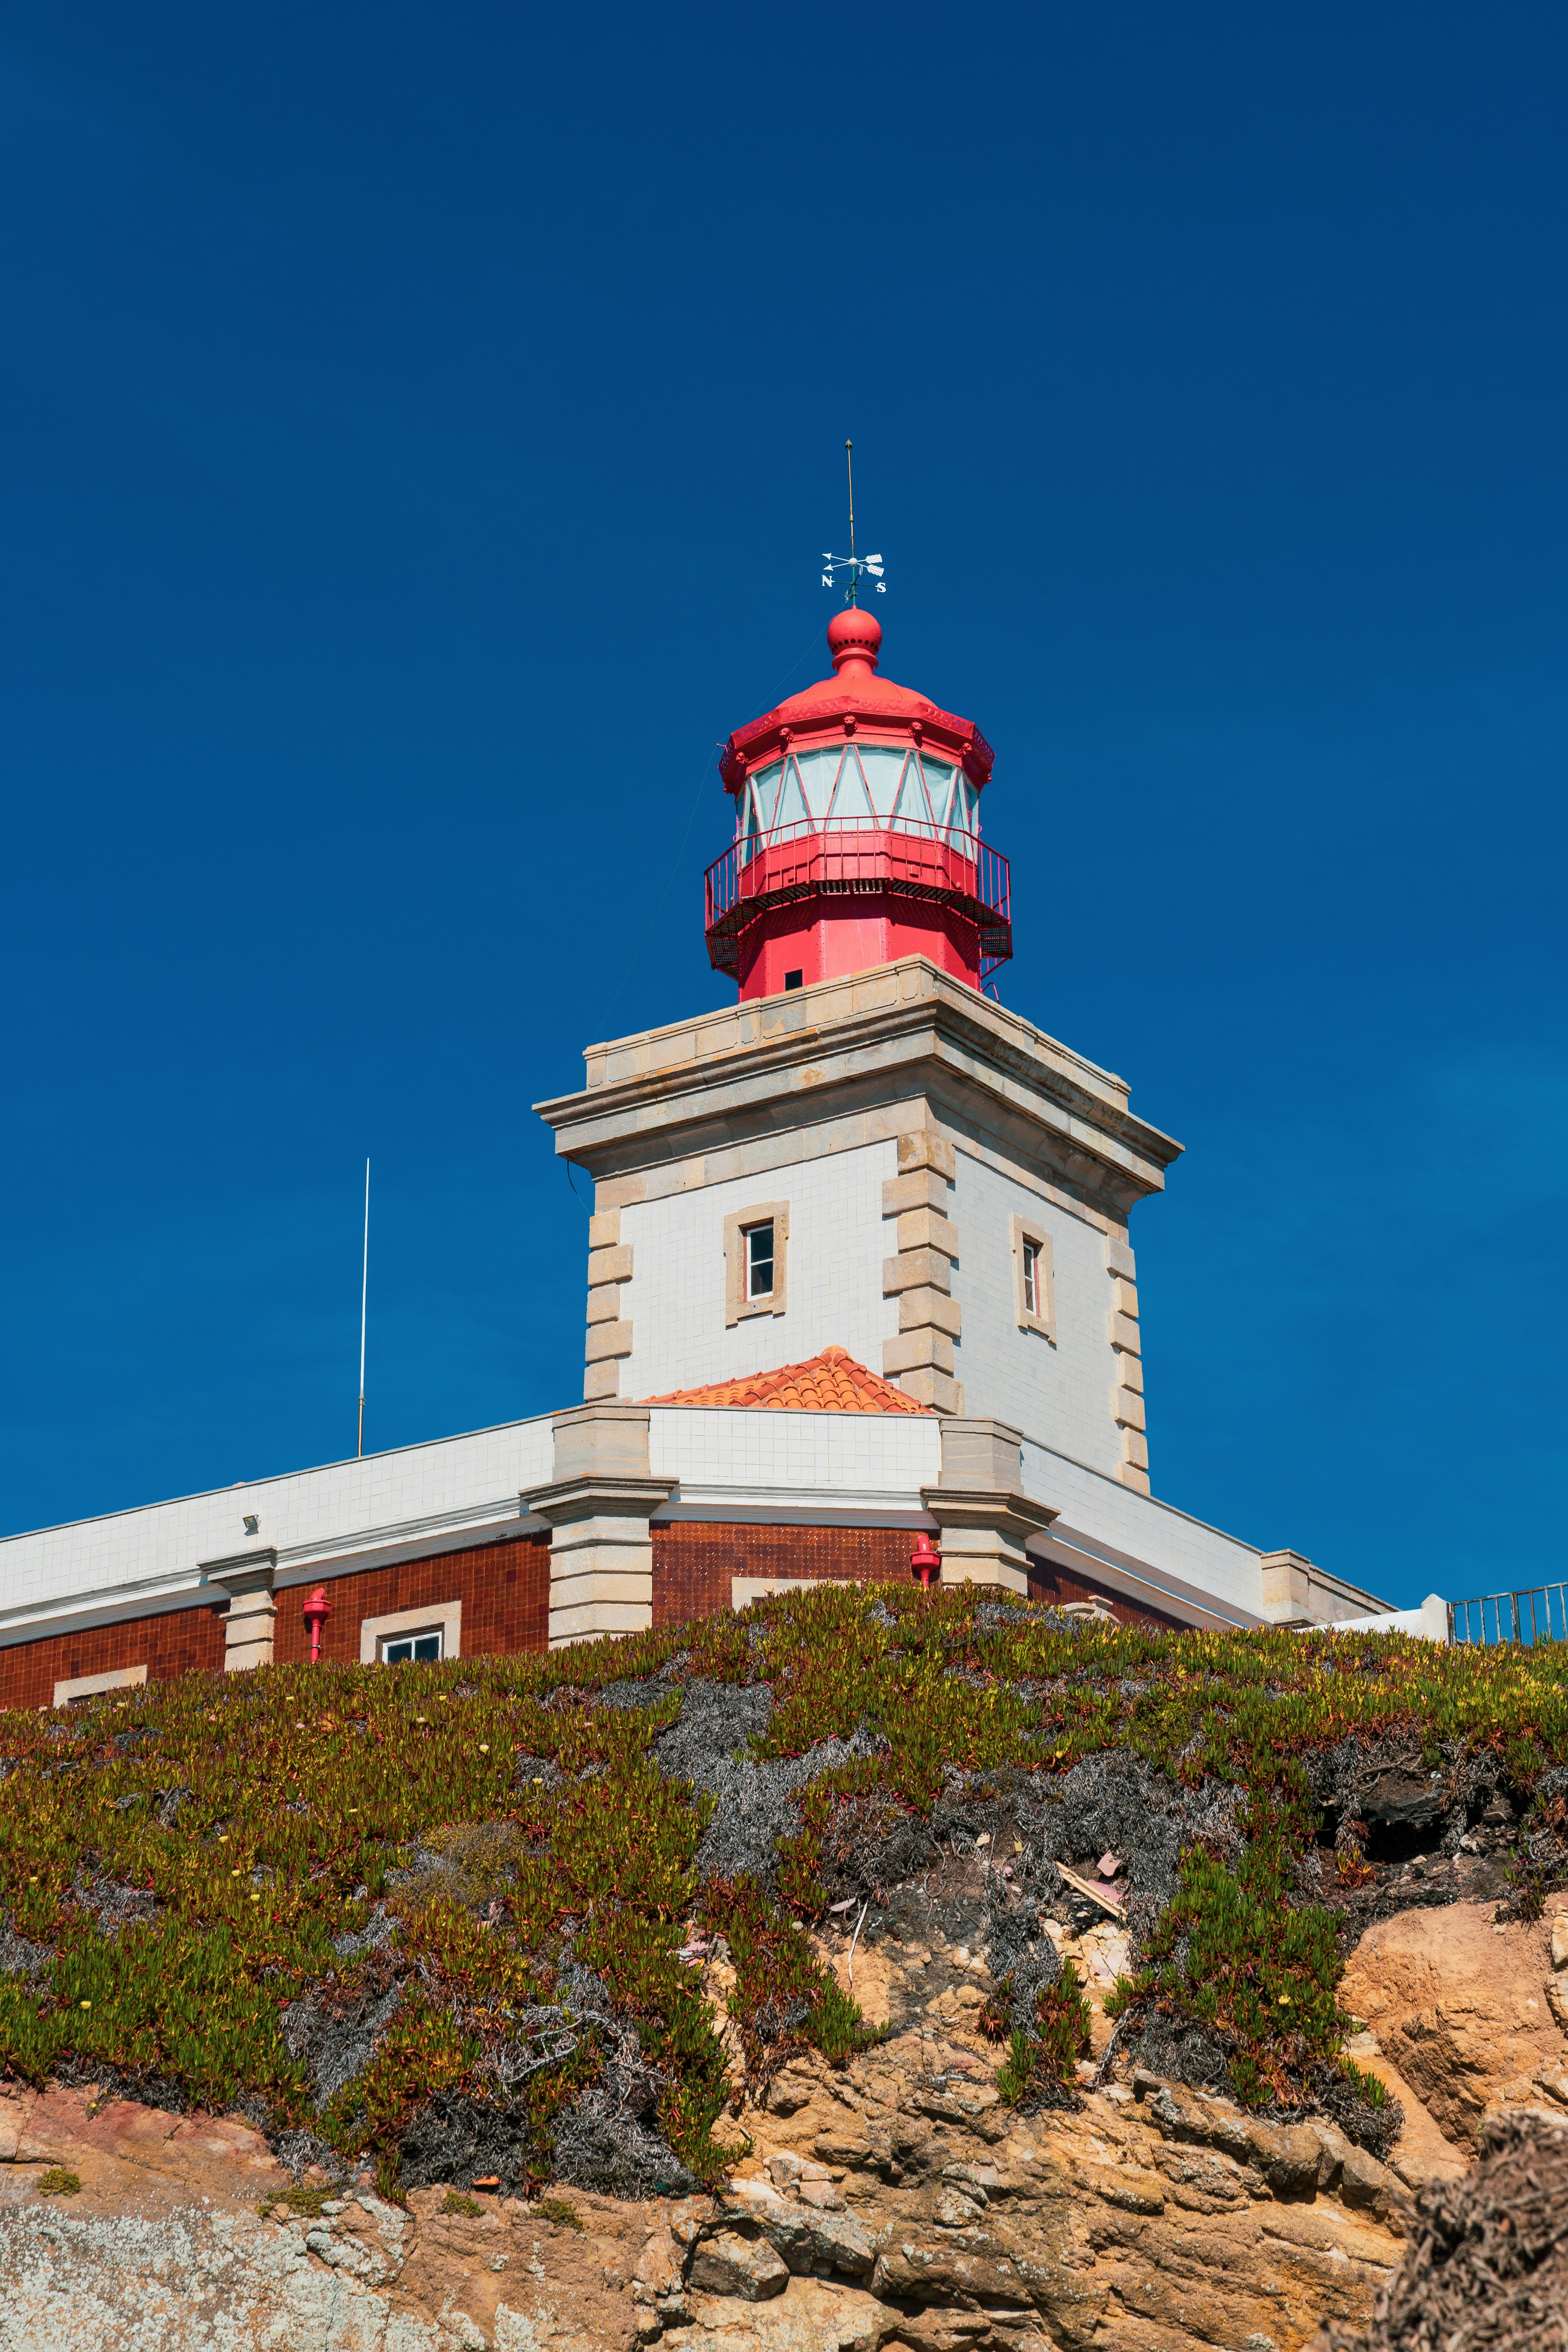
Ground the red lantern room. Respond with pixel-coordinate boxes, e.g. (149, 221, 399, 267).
(705, 608, 1012, 1001)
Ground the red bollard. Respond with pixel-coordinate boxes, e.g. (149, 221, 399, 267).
(302, 1585, 331, 1663)
(910, 1532, 941, 1591)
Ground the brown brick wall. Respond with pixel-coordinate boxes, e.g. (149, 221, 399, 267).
(0, 1524, 1186, 1711)
(1025, 1556, 1187, 1634)
(0, 1534, 553, 1712)
(0, 1603, 228, 1713)
(273, 1536, 552, 1666)
(652, 1520, 915, 1628)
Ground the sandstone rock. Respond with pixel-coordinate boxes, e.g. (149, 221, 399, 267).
(688, 2230, 790, 2301)
(796, 2177, 845, 2210)
(873, 2233, 1029, 2308)
(666, 2278, 901, 2352)
(669, 2194, 717, 2246)
(932, 2187, 986, 2226)
(749, 2196, 875, 2279)
(765, 2068, 815, 2116)
(1551, 1912, 1568, 1970)
(940, 2161, 1000, 2202)
(0, 1903, 1495, 2352)
(636, 2225, 681, 2292)
(1247, 2118, 1326, 2197)
(1338, 1901, 1566, 2146)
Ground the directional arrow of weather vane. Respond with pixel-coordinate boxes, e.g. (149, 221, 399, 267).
(821, 552, 887, 591)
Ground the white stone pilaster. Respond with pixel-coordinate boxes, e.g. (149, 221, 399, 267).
(922, 1418, 1056, 1595)
(522, 1404, 672, 1648)
(201, 1548, 279, 1671)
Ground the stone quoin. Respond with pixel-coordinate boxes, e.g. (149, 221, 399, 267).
(0, 611, 1401, 1684)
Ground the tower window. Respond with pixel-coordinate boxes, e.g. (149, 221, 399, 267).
(1011, 1213, 1055, 1341)
(784, 970, 804, 991)
(745, 1221, 774, 1300)
(724, 1201, 790, 1324)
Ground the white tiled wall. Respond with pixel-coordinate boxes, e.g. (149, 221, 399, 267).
(1019, 1437, 1264, 1617)
(948, 1152, 1123, 1475)
(621, 1141, 901, 1399)
(650, 1405, 941, 1511)
(0, 1418, 555, 1623)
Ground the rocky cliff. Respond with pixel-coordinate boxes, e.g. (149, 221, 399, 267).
(1, 1886, 1563, 2348)
(1, 1589, 1565, 2348)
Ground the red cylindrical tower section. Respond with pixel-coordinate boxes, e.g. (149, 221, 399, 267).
(705, 612, 1012, 1001)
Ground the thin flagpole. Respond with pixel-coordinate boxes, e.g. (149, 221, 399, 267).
(357, 1159, 369, 1459)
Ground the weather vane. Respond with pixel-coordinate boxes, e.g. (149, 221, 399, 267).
(821, 438, 886, 603)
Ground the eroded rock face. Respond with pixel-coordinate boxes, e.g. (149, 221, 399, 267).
(1338, 1901, 1568, 2142)
(1, 1896, 1563, 2350)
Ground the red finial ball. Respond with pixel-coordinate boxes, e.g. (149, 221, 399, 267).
(828, 606, 882, 674)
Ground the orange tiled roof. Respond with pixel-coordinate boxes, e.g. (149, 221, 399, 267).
(644, 1345, 932, 1415)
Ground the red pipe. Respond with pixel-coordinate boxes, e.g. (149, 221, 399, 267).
(302, 1585, 331, 1663)
(910, 1532, 941, 1591)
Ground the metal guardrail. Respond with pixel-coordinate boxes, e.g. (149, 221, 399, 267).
(1447, 1585, 1568, 1646)
(704, 819, 1013, 980)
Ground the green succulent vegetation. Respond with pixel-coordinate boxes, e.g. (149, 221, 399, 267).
(0, 1585, 1559, 2198)
(258, 2182, 333, 2219)
(441, 2189, 484, 2217)
(991, 1960, 1093, 2106)
(36, 2166, 80, 2197)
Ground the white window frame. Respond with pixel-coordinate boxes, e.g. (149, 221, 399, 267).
(745, 1220, 776, 1302)
(1010, 1213, 1055, 1342)
(359, 1599, 463, 1667)
(52, 1664, 148, 1708)
(724, 1201, 789, 1326)
(381, 1628, 444, 1664)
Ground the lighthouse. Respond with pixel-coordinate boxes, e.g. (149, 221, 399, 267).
(705, 606, 1012, 1000)
(0, 594, 1396, 1692)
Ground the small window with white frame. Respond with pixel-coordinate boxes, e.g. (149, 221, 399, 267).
(1010, 1213, 1055, 1341)
(1022, 1237, 1043, 1316)
(724, 1201, 789, 1325)
(381, 1628, 443, 1664)
(745, 1220, 774, 1300)
(359, 1599, 462, 1666)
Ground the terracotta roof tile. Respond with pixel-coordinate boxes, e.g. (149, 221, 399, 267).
(644, 1345, 931, 1416)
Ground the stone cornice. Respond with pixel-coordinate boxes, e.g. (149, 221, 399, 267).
(520, 1474, 676, 1524)
(534, 959, 1182, 1207)
(921, 1485, 1060, 1543)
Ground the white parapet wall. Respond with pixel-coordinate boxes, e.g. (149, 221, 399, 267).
(647, 1403, 941, 1522)
(0, 1417, 556, 1641)
(1318, 1595, 1450, 1642)
(0, 1391, 1393, 1654)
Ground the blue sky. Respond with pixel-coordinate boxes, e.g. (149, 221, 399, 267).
(2, 5, 1563, 1608)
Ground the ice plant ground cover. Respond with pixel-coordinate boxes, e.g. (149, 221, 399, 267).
(0, 1585, 1562, 2198)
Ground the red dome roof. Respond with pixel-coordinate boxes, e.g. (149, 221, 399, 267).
(719, 614, 993, 796)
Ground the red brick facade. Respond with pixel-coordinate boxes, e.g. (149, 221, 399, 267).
(272, 1535, 553, 1667)
(651, 1520, 915, 1628)
(0, 1523, 1176, 1710)
(1025, 1554, 1188, 1633)
(0, 1601, 227, 1713)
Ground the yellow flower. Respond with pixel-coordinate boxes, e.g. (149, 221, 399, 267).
(79, 2000, 91, 2010)
(479, 1744, 490, 1754)
(231, 1869, 242, 1879)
